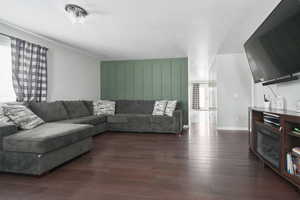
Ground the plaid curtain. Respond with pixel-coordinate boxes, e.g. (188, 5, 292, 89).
(11, 38, 48, 102)
(192, 83, 200, 110)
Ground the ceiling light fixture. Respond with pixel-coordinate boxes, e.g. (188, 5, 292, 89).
(65, 4, 88, 24)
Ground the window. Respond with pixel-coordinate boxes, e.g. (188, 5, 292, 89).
(0, 36, 16, 102)
(192, 82, 209, 111)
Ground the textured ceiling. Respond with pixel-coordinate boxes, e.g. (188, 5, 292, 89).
(0, 0, 280, 60)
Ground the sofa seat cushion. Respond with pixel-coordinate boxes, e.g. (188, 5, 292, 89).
(107, 114, 178, 133)
(151, 115, 175, 131)
(107, 114, 129, 123)
(108, 114, 152, 132)
(58, 115, 107, 126)
(0, 124, 18, 149)
(3, 123, 94, 154)
(108, 114, 153, 123)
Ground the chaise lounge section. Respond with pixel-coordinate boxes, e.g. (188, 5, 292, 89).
(0, 123, 93, 175)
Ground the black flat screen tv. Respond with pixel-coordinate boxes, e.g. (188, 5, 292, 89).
(244, 0, 300, 84)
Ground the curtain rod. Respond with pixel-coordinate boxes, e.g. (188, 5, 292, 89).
(0, 32, 49, 50)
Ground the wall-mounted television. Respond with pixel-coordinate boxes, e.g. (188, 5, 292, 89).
(244, 0, 300, 85)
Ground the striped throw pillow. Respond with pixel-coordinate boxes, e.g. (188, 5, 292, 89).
(0, 104, 14, 126)
(165, 100, 177, 117)
(93, 100, 115, 115)
(3, 104, 44, 130)
(152, 100, 167, 116)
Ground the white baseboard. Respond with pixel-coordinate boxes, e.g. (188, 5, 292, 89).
(217, 126, 248, 131)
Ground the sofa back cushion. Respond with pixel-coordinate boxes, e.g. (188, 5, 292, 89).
(63, 101, 91, 119)
(29, 101, 69, 122)
(83, 101, 94, 115)
(115, 100, 155, 114)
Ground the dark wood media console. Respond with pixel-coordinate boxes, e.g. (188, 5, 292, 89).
(249, 107, 300, 189)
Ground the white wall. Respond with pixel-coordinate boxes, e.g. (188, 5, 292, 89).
(187, 0, 284, 129)
(208, 57, 217, 110)
(253, 79, 300, 111)
(221, 0, 300, 112)
(211, 0, 282, 130)
(218, 0, 281, 55)
(0, 22, 100, 101)
(187, 33, 222, 124)
(214, 53, 252, 130)
(188, 50, 210, 124)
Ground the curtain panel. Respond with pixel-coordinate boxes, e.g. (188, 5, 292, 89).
(11, 38, 48, 102)
(192, 83, 200, 110)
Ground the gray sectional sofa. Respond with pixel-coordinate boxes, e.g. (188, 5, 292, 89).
(0, 100, 183, 175)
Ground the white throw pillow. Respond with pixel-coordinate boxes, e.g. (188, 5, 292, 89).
(2, 104, 44, 130)
(0, 103, 15, 126)
(165, 100, 177, 117)
(152, 100, 167, 116)
(93, 100, 115, 115)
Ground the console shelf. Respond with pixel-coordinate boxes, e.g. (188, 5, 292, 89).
(249, 107, 300, 189)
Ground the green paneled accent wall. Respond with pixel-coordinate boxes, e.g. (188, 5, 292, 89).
(101, 58, 188, 124)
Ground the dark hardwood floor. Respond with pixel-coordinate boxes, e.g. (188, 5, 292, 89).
(0, 124, 299, 200)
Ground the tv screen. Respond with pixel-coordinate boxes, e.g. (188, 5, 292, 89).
(244, 0, 300, 83)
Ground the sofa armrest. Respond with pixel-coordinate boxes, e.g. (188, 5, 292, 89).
(0, 124, 18, 150)
(173, 110, 183, 133)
